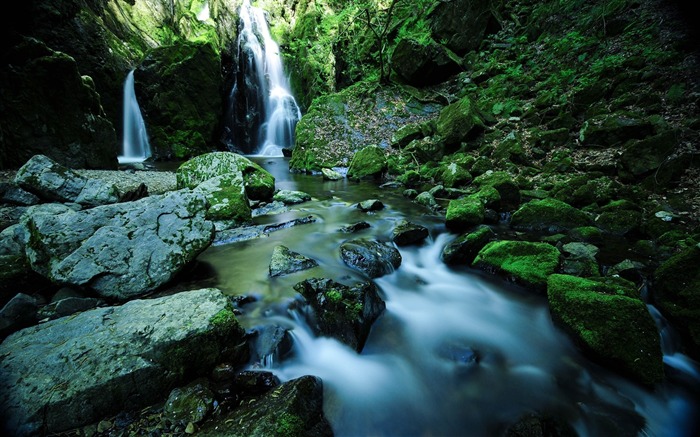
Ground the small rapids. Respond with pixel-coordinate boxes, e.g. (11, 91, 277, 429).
(197, 158, 700, 437)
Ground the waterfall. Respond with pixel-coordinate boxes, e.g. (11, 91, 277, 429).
(117, 70, 151, 164)
(224, 0, 301, 156)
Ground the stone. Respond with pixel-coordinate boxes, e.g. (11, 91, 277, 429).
(358, 199, 385, 212)
(445, 197, 485, 231)
(23, 190, 214, 301)
(233, 370, 281, 395)
(339, 221, 371, 233)
(579, 113, 654, 148)
(391, 38, 462, 87)
(472, 171, 521, 211)
(321, 168, 343, 180)
(247, 325, 293, 366)
(269, 245, 319, 277)
(441, 225, 495, 265)
(273, 190, 312, 205)
(0, 293, 38, 339)
(436, 96, 484, 146)
(0, 183, 40, 206)
(347, 145, 387, 181)
(441, 162, 473, 189)
(473, 241, 560, 290)
(164, 379, 215, 425)
(194, 173, 252, 223)
(511, 198, 591, 234)
(0, 289, 245, 435)
(340, 239, 402, 278)
(561, 242, 600, 277)
(429, 0, 502, 55)
(392, 220, 429, 246)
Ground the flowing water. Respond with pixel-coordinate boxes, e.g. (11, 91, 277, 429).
(224, 0, 301, 156)
(196, 157, 700, 436)
(117, 70, 151, 164)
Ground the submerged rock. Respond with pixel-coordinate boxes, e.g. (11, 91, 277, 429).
(340, 238, 402, 278)
(0, 288, 245, 435)
(269, 245, 319, 277)
(392, 220, 429, 246)
(22, 190, 214, 301)
(473, 240, 560, 290)
(547, 274, 664, 386)
(357, 199, 385, 212)
(294, 278, 386, 352)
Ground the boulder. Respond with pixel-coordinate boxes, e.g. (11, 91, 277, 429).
(273, 190, 312, 205)
(579, 113, 655, 148)
(164, 379, 216, 425)
(340, 239, 402, 278)
(14, 155, 120, 207)
(193, 173, 252, 223)
(391, 38, 462, 86)
(269, 245, 319, 277)
(441, 162, 473, 189)
(358, 199, 385, 212)
(547, 274, 664, 386)
(511, 198, 591, 234)
(560, 242, 600, 277)
(441, 225, 495, 265)
(472, 171, 520, 211)
(339, 221, 371, 233)
(436, 96, 484, 147)
(294, 278, 386, 351)
(0, 183, 40, 206)
(199, 376, 333, 437)
(392, 220, 429, 246)
(0, 288, 245, 436)
(445, 197, 485, 231)
(0, 293, 38, 339)
(473, 241, 560, 290)
(177, 151, 275, 201)
(347, 145, 387, 181)
(23, 190, 214, 301)
(429, 0, 502, 55)
(321, 168, 343, 180)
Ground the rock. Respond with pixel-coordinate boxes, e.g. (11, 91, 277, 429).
(428, 0, 502, 55)
(445, 197, 485, 231)
(339, 221, 371, 233)
(472, 171, 521, 211)
(415, 191, 439, 210)
(620, 131, 678, 177)
(595, 210, 642, 236)
(37, 296, 104, 321)
(137, 41, 223, 160)
(511, 198, 591, 234)
(391, 38, 462, 86)
(294, 278, 386, 351)
(14, 155, 120, 207)
(0, 288, 245, 435)
(177, 152, 275, 201)
(247, 325, 293, 366)
(321, 168, 343, 180)
(23, 189, 214, 301)
(165, 379, 216, 425)
(391, 123, 425, 149)
(198, 376, 333, 437)
(269, 245, 319, 277)
(0, 38, 117, 170)
(0, 224, 31, 284)
(504, 412, 578, 437)
(473, 241, 560, 290)
(392, 220, 429, 246)
(340, 239, 402, 278)
(0, 183, 40, 206)
(358, 199, 385, 212)
(561, 242, 600, 277)
(347, 145, 387, 181)
(579, 113, 655, 148)
(547, 274, 664, 386)
(274, 190, 312, 205)
(233, 370, 281, 395)
(436, 96, 484, 147)
(0, 293, 38, 339)
(653, 244, 700, 358)
(441, 225, 495, 265)
(441, 162, 473, 189)
(194, 173, 252, 223)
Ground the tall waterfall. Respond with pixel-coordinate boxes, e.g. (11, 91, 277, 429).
(118, 70, 151, 164)
(223, 0, 301, 156)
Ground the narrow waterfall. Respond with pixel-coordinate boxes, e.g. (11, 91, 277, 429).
(117, 70, 151, 164)
(223, 0, 301, 156)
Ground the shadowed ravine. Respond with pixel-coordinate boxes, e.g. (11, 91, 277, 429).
(194, 157, 700, 437)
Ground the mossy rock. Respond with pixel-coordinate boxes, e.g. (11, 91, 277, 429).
(595, 210, 642, 236)
(472, 171, 521, 211)
(391, 38, 462, 87)
(176, 152, 275, 201)
(579, 113, 655, 148)
(620, 130, 678, 178)
(473, 241, 560, 290)
(441, 225, 495, 265)
(547, 274, 664, 386)
(653, 244, 700, 358)
(436, 95, 484, 147)
(347, 145, 387, 181)
(445, 197, 485, 231)
(440, 162, 473, 189)
(511, 198, 591, 234)
(193, 173, 251, 223)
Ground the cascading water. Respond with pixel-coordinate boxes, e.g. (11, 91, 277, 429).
(117, 70, 151, 164)
(223, 0, 301, 156)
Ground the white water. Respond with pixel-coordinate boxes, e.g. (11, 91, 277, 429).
(117, 70, 151, 164)
(196, 1, 210, 21)
(236, 0, 301, 156)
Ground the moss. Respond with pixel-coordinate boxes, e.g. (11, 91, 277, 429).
(511, 198, 591, 234)
(440, 162, 472, 188)
(569, 226, 604, 244)
(445, 197, 485, 231)
(472, 171, 521, 211)
(347, 145, 387, 181)
(595, 210, 642, 236)
(210, 308, 239, 338)
(547, 274, 664, 385)
(473, 241, 560, 290)
(436, 95, 484, 146)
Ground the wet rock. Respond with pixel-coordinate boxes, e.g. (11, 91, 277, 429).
(511, 198, 591, 234)
(347, 145, 387, 181)
(560, 242, 600, 277)
(273, 190, 312, 205)
(358, 199, 384, 212)
(269, 245, 319, 277)
(0, 293, 38, 338)
(247, 325, 293, 366)
(322, 168, 343, 180)
(0, 288, 245, 435)
(392, 220, 429, 246)
(473, 241, 560, 290)
(340, 239, 402, 278)
(165, 379, 215, 425)
(547, 274, 663, 386)
(214, 216, 317, 245)
(607, 259, 646, 283)
(23, 190, 214, 301)
(391, 38, 462, 87)
(339, 221, 371, 233)
(446, 197, 485, 231)
(436, 341, 479, 376)
(37, 296, 104, 321)
(441, 225, 495, 265)
(415, 191, 439, 210)
(176, 152, 275, 201)
(15, 154, 119, 207)
(0, 183, 40, 206)
(198, 376, 333, 437)
(233, 370, 281, 395)
(503, 412, 577, 437)
(294, 278, 386, 351)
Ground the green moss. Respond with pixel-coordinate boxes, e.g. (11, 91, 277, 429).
(445, 197, 485, 231)
(275, 413, 305, 437)
(347, 145, 387, 181)
(210, 308, 238, 337)
(436, 95, 484, 146)
(547, 274, 664, 385)
(473, 241, 560, 290)
(511, 198, 591, 234)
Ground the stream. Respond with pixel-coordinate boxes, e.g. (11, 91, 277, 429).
(195, 157, 700, 436)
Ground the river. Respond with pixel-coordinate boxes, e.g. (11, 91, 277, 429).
(195, 157, 700, 436)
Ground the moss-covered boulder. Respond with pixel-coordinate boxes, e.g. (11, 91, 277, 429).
(441, 225, 495, 265)
(472, 171, 521, 211)
(511, 198, 591, 234)
(473, 241, 560, 290)
(176, 152, 275, 201)
(653, 244, 700, 358)
(428, 0, 502, 56)
(436, 95, 484, 147)
(0, 38, 117, 170)
(579, 113, 655, 148)
(445, 197, 485, 231)
(391, 38, 462, 87)
(440, 162, 473, 188)
(137, 40, 223, 160)
(193, 173, 252, 223)
(347, 145, 387, 181)
(269, 245, 319, 277)
(620, 130, 678, 178)
(547, 274, 664, 386)
(392, 220, 429, 246)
